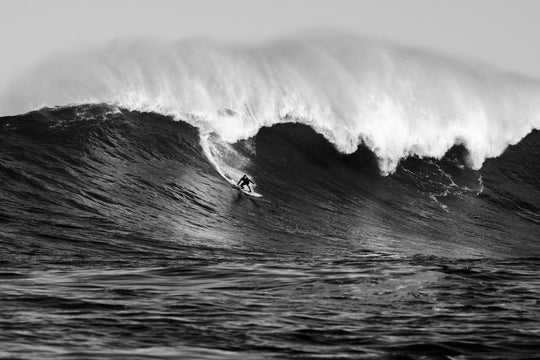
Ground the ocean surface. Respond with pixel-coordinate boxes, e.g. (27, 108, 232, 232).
(1, 34, 540, 359)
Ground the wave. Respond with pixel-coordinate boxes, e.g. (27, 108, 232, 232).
(2, 31, 540, 173)
(1, 102, 539, 360)
(1, 105, 539, 258)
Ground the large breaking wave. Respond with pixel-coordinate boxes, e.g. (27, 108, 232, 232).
(2, 31, 540, 360)
(2, 32, 540, 173)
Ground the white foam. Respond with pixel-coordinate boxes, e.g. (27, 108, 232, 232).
(2, 33, 540, 174)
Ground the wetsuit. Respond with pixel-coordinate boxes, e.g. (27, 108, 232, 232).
(237, 175, 253, 192)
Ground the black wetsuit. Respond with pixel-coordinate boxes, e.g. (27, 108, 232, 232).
(237, 175, 253, 192)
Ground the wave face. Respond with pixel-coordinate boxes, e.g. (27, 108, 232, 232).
(2, 33, 540, 173)
(1, 105, 539, 359)
(1, 105, 538, 258)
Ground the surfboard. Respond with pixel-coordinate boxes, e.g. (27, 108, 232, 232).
(233, 184, 263, 198)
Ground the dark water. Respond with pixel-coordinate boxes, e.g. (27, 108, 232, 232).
(1, 105, 539, 359)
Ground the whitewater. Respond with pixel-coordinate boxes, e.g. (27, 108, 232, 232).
(2, 32, 540, 173)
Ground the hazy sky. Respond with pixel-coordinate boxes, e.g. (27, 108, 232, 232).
(1, 0, 539, 88)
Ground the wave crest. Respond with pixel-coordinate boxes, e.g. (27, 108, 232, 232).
(2, 32, 540, 173)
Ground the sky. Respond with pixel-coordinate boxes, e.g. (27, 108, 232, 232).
(0, 0, 539, 89)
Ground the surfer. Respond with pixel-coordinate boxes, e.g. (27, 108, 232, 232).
(237, 174, 254, 192)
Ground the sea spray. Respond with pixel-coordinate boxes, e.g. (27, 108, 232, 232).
(2, 32, 540, 173)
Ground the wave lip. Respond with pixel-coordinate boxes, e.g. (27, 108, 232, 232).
(2, 32, 540, 173)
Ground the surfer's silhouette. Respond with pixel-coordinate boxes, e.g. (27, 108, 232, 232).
(237, 174, 254, 192)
